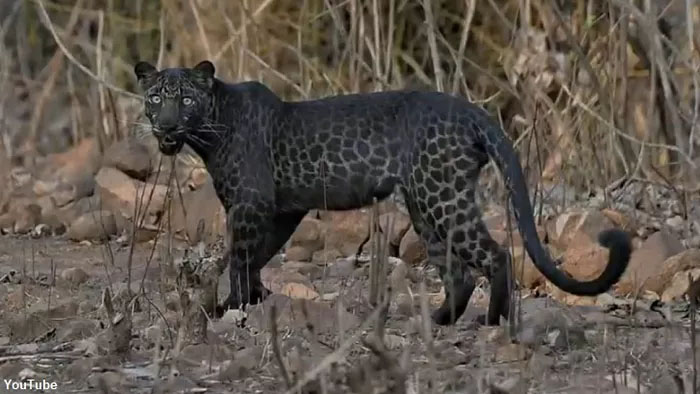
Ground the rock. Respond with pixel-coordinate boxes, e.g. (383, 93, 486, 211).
(378, 212, 412, 247)
(483, 210, 506, 230)
(361, 232, 397, 256)
(643, 249, 700, 296)
(66, 210, 118, 241)
(168, 176, 225, 245)
(511, 246, 544, 289)
(281, 282, 319, 300)
(312, 248, 343, 263)
(399, 226, 426, 265)
(475, 326, 509, 346)
(60, 267, 89, 287)
(281, 261, 319, 277)
(665, 215, 685, 232)
(55, 176, 95, 208)
(548, 241, 610, 304)
(187, 167, 210, 190)
(488, 229, 509, 246)
(327, 258, 357, 278)
(389, 259, 411, 294)
(43, 138, 101, 184)
(49, 183, 75, 208)
(52, 194, 101, 228)
(546, 209, 616, 250)
(116, 221, 160, 243)
(285, 245, 313, 261)
(661, 267, 700, 302)
(319, 210, 370, 257)
(102, 137, 153, 181)
(0, 213, 13, 232)
(494, 343, 530, 363)
(261, 267, 313, 295)
(486, 214, 546, 248)
(35, 175, 95, 213)
(321, 292, 339, 302)
(616, 230, 685, 295)
(34, 197, 66, 233)
(289, 216, 324, 253)
(32, 179, 58, 196)
(376, 199, 403, 215)
(95, 166, 168, 224)
(601, 208, 630, 229)
(13, 203, 41, 234)
(595, 293, 616, 308)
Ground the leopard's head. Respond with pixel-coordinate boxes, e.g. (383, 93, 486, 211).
(133, 60, 215, 155)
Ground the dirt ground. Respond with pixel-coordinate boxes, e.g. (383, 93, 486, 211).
(0, 234, 696, 394)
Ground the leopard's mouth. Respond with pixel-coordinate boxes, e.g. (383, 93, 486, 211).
(158, 134, 184, 156)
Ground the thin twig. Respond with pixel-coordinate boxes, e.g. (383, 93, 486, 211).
(270, 304, 292, 389)
(33, 0, 141, 100)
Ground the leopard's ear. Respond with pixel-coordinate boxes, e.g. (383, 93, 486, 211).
(192, 60, 215, 89)
(134, 61, 158, 89)
(193, 60, 215, 77)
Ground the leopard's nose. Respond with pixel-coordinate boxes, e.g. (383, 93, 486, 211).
(163, 125, 177, 133)
(159, 123, 178, 134)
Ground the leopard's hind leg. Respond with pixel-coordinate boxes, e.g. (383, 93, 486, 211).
(401, 188, 477, 326)
(404, 185, 512, 326)
(456, 217, 512, 326)
(428, 231, 478, 326)
(432, 206, 512, 326)
(431, 185, 512, 326)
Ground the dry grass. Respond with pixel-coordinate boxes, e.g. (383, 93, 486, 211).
(0, 0, 697, 191)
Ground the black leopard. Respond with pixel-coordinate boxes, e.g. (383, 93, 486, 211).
(133, 60, 632, 326)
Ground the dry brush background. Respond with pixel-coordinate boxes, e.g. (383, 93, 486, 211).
(0, 0, 700, 393)
(2, 0, 700, 187)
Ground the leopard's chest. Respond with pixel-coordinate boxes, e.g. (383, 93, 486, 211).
(206, 155, 242, 210)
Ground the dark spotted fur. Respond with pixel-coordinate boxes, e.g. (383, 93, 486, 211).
(134, 60, 632, 326)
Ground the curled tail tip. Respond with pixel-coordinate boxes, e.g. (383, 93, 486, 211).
(598, 228, 632, 254)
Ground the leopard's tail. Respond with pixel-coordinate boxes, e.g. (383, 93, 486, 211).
(479, 122, 631, 296)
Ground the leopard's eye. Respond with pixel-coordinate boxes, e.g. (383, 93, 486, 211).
(150, 95, 161, 104)
(182, 97, 193, 106)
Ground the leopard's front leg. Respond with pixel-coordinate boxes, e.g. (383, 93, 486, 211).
(217, 193, 308, 309)
(220, 197, 274, 311)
